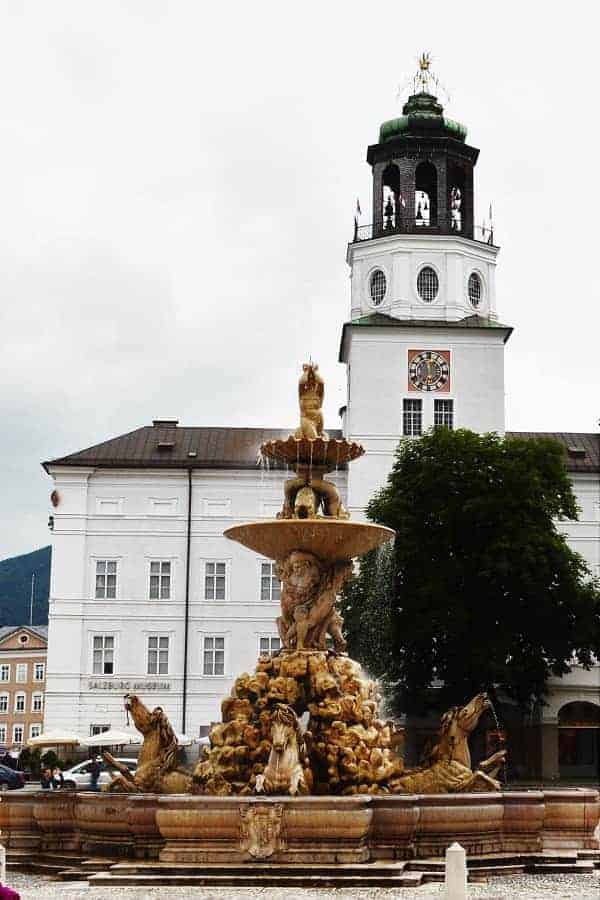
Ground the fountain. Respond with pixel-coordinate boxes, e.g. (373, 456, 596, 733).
(1, 363, 598, 884)
(191, 363, 505, 801)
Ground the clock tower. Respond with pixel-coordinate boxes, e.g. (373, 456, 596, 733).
(340, 57, 512, 514)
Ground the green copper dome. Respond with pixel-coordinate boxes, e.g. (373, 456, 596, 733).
(379, 92, 467, 144)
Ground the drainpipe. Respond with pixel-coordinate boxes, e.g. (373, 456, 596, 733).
(182, 467, 192, 734)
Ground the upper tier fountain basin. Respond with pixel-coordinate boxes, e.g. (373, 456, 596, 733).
(224, 519, 394, 561)
(260, 436, 364, 472)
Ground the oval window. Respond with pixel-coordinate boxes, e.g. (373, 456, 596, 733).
(468, 272, 482, 308)
(369, 269, 386, 306)
(417, 266, 439, 303)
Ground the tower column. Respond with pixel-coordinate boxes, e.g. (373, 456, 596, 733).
(463, 166, 475, 240)
(398, 157, 416, 231)
(372, 163, 384, 236)
(436, 157, 449, 233)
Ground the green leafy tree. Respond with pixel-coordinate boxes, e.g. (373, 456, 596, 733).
(342, 429, 600, 713)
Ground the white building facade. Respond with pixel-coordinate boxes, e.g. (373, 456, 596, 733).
(44, 431, 345, 738)
(43, 86, 599, 777)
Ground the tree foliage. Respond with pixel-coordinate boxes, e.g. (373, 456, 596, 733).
(342, 429, 600, 713)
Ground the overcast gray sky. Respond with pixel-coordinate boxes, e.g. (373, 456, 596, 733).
(1, 1, 599, 559)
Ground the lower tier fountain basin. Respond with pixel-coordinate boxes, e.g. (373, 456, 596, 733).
(1, 789, 597, 863)
(224, 519, 395, 561)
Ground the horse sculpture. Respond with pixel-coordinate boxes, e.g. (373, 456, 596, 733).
(255, 704, 312, 796)
(390, 693, 507, 794)
(104, 694, 192, 793)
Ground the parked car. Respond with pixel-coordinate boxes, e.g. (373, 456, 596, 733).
(0, 763, 26, 791)
(61, 758, 137, 791)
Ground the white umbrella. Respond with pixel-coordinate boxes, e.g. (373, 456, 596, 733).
(84, 728, 141, 748)
(174, 733, 195, 747)
(27, 729, 82, 748)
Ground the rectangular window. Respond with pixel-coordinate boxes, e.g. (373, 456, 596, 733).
(199, 724, 210, 739)
(149, 561, 171, 600)
(260, 562, 281, 603)
(90, 724, 110, 736)
(0, 726, 6, 743)
(30, 724, 41, 739)
(147, 636, 169, 675)
(34, 663, 45, 681)
(14, 693, 25, 713)
(403, 399, 422, 437)
(12, 725, 23, 745)
(32, 693, 43, 713)
(92, 635, 115, 675)
(149, 497, 178, 516)
(434, 398, 454, 430)
(16, 664, 27, 683)
(96, 498, 122, 516)
(259, 636, 281, 657)
(205, 562, 226, 601)
(95, 560, 117, 599)
(203, 636, 225, 675)
(205, 499, 231, 517)
(0, 665, 10, 682)
(0, 695, 8, 714)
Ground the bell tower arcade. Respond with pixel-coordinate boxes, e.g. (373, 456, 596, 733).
(341, 57, 512, 515)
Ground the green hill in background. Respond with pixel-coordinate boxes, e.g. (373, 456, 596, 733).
(0, 546, 50, 626)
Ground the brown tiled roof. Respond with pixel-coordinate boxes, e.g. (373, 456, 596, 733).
(43, 426, 343, 472)
(44, 425, 598, 475)
(507, 432, 599, 474)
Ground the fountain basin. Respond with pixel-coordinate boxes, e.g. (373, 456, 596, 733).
(157, 795, 371, 864)
(260, 436, 364, 471)
(0, 790, 596, 866)
(225, 519, 394, 561)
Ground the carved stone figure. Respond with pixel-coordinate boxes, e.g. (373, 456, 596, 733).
(239, 802, 285, 859)
(295, 363, 326, 441)
(255, 704, 312, 796)
(104, 694, 191, 793)
(390, 693, 506, 794)
(275, 551, 352, 652)
(280, 467, 350, 521)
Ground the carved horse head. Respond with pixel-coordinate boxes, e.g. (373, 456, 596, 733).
(270, 703, 302, 755)
(433, 693, 491, 767)
(124, 693, 179, 771)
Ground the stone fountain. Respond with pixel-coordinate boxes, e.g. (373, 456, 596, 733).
(1, 363, 598, 883)
(192, 362, 505, 802)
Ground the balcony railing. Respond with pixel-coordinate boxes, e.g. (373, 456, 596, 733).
(352, 222, 496, 246)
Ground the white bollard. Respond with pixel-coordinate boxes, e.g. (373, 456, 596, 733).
(445, 841, 467, 900)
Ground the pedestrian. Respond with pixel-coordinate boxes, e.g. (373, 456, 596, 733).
(52, 766, 64, 790)
(40, 768, 53, 791)
(89, 756, 102, 792)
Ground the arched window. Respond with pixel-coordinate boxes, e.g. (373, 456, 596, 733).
(415, 161, 437, 227)
(468, 272, 482, 308)
(559, 702, 600, 727)
(369, 269, 386, 306)
(558, 701, 600, 777)
(382, 163, 401, 231)
(417, 266, 439, 303)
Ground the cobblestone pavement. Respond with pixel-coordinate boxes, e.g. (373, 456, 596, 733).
(4, 872, 600, 899)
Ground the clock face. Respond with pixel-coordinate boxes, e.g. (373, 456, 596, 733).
(408, 350, 450, 392)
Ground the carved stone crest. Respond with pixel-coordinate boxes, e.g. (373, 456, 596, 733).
(239, 802, 285, 859)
